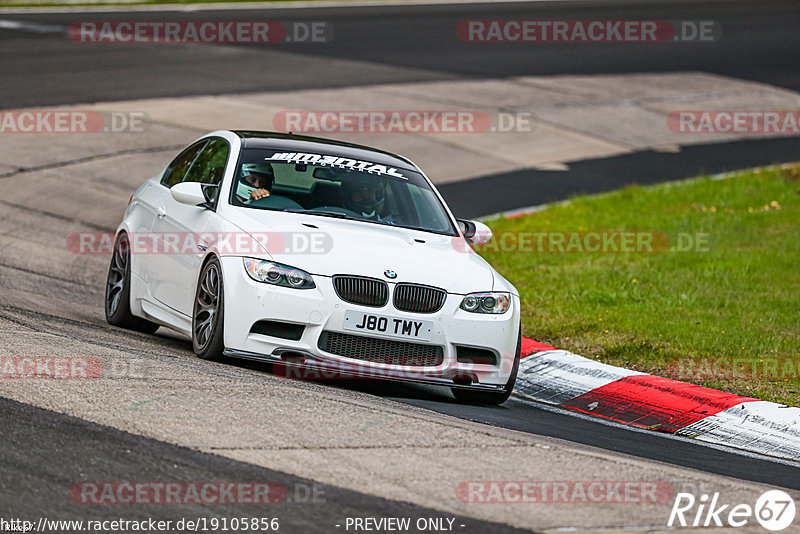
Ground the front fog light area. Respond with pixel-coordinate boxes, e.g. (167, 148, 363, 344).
(460, 292, 510, 314)
(243, 258, 315, 289)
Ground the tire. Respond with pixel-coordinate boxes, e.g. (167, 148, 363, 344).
(451, 327, 521, 406)
(105, 232, 160, 334)
(192, 256, 226, 361)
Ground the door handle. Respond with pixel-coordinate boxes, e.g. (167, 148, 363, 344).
(156, 207, 167, 219)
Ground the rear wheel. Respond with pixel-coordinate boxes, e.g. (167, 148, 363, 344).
(192, 257, 226, 361)
(451, 328, 521, 406)
(104, 232, 160, 334)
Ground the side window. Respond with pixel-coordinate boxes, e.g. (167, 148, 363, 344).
(162, 141, 207, 188)
(184, 138, 230, 186)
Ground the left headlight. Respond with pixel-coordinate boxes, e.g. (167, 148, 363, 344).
(460, 292, 511, 314)
(243, 258, 316, 290)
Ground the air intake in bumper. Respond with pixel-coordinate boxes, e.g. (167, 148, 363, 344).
(455, 346, 498, 366)
(318, 331, 444, 367)
(250, 320, 305, 341)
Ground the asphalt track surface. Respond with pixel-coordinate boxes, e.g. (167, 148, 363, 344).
(1, 0, 800, 528)
(4, 301, 797, 496)
(442, 136, 800, 218)
(333, 379, 800, 490)
(0, 0, 799, 107)
(1, 0, 799, 217)
(0, 396, 528, 533)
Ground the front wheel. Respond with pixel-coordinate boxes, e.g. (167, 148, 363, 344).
(192, 257, 226, 361)
(104, 232, 160, 334)
(451, 328, 521, 406)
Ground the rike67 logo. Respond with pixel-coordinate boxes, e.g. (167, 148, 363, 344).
(668, 490, 796, 531)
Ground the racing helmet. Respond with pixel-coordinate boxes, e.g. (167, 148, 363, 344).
(341, 176, 385, 217)
(241, 162, 275, 189)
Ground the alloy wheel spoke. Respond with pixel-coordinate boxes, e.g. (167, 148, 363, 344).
(107, 237, 129, 314)
(196, 301, 216, 315)
(195, 313, 214, 344)
(109, 292, 120, 313)
(194, 265, 220, 349)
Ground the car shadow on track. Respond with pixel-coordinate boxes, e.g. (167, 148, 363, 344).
(222, 356, 469, 405)
(145, 327, 509, 409)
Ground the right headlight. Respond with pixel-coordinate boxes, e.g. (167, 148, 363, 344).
(243, 258, 315, 290)
(460, 292, 510, 314)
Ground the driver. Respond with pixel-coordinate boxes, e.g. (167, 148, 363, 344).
(341, 176, 385, 219)
(236, 162, 274, 204)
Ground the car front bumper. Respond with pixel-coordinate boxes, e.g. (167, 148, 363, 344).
(219, 256, 520, 390)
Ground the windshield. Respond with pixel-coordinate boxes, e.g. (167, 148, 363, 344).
(229, 148, 457, 235)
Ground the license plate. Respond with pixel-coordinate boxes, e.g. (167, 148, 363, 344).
(343, 310, 433, 341)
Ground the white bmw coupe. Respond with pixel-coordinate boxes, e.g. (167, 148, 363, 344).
(105, 130, 520, 404)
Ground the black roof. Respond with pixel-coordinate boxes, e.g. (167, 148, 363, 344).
(233, 131, 417, 171)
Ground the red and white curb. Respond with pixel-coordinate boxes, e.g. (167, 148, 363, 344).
(515, 338, 800, 462)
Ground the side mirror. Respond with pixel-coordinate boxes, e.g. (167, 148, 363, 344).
(171, 182, 208, 207)
(457, 219, 493, 246)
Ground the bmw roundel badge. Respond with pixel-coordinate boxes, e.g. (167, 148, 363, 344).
(384, 270, 397, 279)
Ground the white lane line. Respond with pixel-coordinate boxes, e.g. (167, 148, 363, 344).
(0, 0, 579, 15)
(0, 19, 65, 33)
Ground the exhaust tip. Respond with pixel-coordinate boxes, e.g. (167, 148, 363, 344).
(452, 374, 474, 386)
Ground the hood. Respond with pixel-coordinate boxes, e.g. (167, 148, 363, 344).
(220, 208, 495, 294)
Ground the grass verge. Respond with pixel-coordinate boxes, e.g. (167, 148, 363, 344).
(479, 164, 800, 406)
